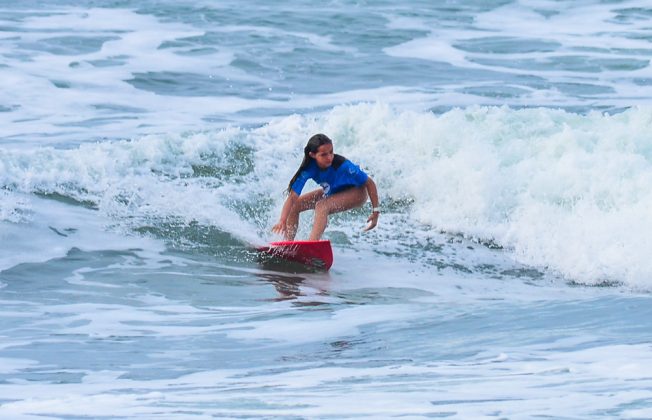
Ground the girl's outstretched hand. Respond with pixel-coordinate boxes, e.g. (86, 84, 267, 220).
(364, 212, 379, 231)
(271, 221, 286, 235)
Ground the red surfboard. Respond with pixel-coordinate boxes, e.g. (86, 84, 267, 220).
(257, 240, 333, 270)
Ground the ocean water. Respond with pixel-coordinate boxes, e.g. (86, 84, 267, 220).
(2, 0, 652, 418)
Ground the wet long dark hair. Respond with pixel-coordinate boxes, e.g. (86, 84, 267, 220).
(286, 133, 344, 194)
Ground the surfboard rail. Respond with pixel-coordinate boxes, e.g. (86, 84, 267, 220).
(257, 240, 333, 270)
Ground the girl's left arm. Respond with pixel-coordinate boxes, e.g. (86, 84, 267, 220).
(272, 191, 298, 235)
(364, 177, 380, 231)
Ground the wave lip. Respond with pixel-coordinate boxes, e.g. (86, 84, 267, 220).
(3, 104, 652, 287)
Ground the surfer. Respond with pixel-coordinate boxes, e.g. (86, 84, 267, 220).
(272, 133, 380, 240)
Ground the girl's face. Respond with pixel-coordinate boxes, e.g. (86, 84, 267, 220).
(310, 143, 334, 169)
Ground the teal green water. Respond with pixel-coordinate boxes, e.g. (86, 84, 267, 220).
(2, 1, 652, 417)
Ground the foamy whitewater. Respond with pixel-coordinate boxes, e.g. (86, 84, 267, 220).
(2, 1, 652, 418)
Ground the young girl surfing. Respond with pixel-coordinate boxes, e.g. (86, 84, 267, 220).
(272, 133, 380, 241)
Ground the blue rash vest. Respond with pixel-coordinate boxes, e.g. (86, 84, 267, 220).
(290, 155, 368, 197)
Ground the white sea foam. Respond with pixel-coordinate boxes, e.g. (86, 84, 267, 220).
(1, 340, 651, 418)
(3, 1, 649, 152)
(5, 2, 649, 150)
(0, 7, 261, 144)
(0, 7, 429, 146)
(384, 1, 652, 108)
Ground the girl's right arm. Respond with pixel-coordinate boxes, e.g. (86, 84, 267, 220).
(271, 191, 299, 234)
